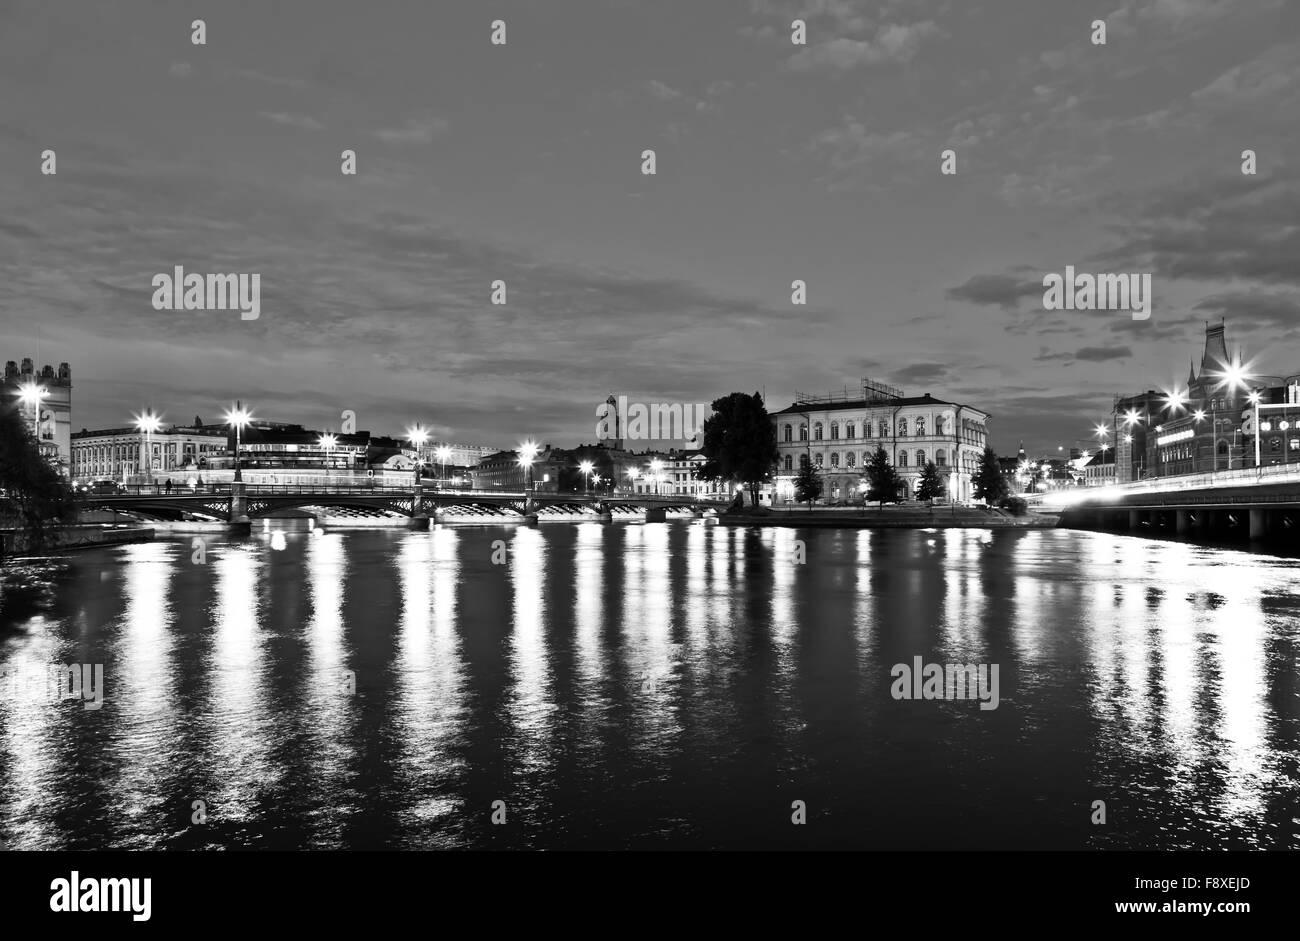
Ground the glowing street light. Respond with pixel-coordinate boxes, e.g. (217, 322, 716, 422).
(224, 402, 252, 482)
(518, 441, 539, 492)
(648, 457, 664, 496)
(1163, 387, 1187, 414)
(134, 411, 163, 481)
(319, 433, 337, 474)
(579, 459, 595, 495)
(435, 444, 452, 482)
(16, 382, 46, 439)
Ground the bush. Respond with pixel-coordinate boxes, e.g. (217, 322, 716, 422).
(1000, 496, 1029, 516)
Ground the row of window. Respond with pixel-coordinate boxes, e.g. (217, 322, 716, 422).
(788, 449, 949, 471)
(782, 416, 951, 443)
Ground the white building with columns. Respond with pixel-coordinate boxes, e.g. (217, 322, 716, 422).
(770, 380, 990, 505)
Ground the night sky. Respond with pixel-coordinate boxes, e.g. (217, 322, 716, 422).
(1, 0, 1297, 453)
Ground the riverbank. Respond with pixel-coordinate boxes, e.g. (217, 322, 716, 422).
(718, 506, 1059, 528)
(0, 525, 154, 560)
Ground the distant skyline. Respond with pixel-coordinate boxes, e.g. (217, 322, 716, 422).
(2, 0, 1298, 452)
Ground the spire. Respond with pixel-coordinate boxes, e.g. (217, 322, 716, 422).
(1200, 320, 1229, 376)
(1188, 358, 1196, 386)
(1017, 440, 1026, 459)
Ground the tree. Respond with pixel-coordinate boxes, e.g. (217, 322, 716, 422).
(697, 392, 780, 508)
(973, 446, 1010, 505)
(793, 461, 823, 509)
(864, 447, 902, 508)
(0, 402, 74, 549)
(917, 460, 943, 505)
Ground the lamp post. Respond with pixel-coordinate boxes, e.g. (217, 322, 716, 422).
(1248, 390, 1262, 469)
(17, 382, 46, 440)
(407, 426, 429, 485)
(319, 433, 337, 482)
(626, 467, 639, 494)
(134, 412, 162, 485)
(435, 445, 451, 485)
(518, 441, 539, 493)
(648, 458, 664, 496)
(224, 402, 252, 483)
(579, 459, 594, 495)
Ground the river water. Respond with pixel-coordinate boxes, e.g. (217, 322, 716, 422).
(0, 521, 1297, 849)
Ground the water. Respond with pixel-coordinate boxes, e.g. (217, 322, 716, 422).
(1, 522, 1297, 850)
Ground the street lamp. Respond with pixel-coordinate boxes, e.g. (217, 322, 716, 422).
(579, 459, 594, 494)
(1248, 390, 1262, 468)
(435, 444, 451, 484)
(518, 441, 539, 493)
(319, 433, 337, 478)
(407, 427, 429, 484)
(648, 458, 664, 496)
(16, 382, 47, 440)
(224, 402, 252, 482)
(134, 412, 163, 483)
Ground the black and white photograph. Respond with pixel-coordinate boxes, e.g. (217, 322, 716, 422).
(0, 0, 1296, 920)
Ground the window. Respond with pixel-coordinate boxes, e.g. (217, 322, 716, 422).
(1271, 437, 1281, 453)
(845, 422, 855, 439)
(916, 450, 925, 466)
(830, 422, 839, 440)
(814, 423, 823, 441)
(1291, 438, 1300, 452)
(784, 455, 792, 471)
(846, 452, 856, 467)
(916, 417, 926, 436)
(830, 452, 839, 467)
(879, 420, 888, 438)
(814, 453, 824, 467)
(898, 419, 908, 437)
(799, 424, 808, 441)
(865, 421, 873, 438)
(784, 424, 792, 443)
(935, 417, 945, 436)
(898, 451, 909, 468)
(800, 454, 810, 469)
(936, 449, 947, 467)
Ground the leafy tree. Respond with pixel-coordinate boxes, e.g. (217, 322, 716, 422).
(697, 392, 780, 507)
(917, 460, 944, 504)
(793, 462, 823, 509)
(0, 403, 74, 549)
(973, 446, 1010, 505)
(864, 447, 902, 508)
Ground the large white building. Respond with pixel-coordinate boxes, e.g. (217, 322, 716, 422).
(72, 424, 228, 483)
(770, 379, 990, 504)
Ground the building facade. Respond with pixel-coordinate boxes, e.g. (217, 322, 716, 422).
(3, 358, 73, 476)
(770, 379, 990, 504)
(72, 423, 228, 483)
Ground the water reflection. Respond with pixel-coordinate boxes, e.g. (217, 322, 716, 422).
(0, 524, 1295, 850)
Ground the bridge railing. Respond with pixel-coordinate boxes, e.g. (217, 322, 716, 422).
(84, 483, 725, 505)
(1044, 459, 1300, 508)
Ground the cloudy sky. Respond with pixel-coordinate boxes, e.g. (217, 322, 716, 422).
(1, 0, 1297, 453)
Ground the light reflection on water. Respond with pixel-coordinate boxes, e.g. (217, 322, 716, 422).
(0, 524, 1296, 850)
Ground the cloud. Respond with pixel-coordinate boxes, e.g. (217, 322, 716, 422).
(1193, 290, 1300, 334)
(788, 22, 939, 71)
(1094, 172, 1300, 287)
(946, 274, 1043, 310)
(169, 61, 192, 79)
(257, 111, 324, 132)
(647, 80, 681, 101)
(892, 363, 949, 384)
(372, 117, 449, 145)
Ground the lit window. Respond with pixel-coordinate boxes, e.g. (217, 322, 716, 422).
(814, 452, 824, 467)
(898, 419, 908, 437)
